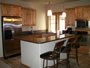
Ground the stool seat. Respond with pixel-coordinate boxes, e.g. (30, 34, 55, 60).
(40, 51, 59, 60)
(68, 43, 80, 48)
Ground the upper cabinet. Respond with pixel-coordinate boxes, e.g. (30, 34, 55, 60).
(83, 6, 90, 20)
(66, 6, 90, 27)
(21, 8, 36, 26)
(75, 6, 90, 20)
(1, 3, 36, 26)
(75, 7, 83, 19)
(1, 3, 21, 16)
(65, 8, 75, 26)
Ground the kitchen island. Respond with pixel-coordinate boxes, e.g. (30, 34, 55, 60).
(20, 34, 74, 68)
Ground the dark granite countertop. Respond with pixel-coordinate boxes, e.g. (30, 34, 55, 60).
(15, 34, 75, 44)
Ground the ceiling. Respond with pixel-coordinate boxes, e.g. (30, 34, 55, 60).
(21, 0, 79, 5)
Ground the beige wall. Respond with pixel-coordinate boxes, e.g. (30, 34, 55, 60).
(0, 0, 3, 57)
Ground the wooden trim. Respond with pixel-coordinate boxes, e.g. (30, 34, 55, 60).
(55, 15, 57, 33)
(0, 57, 3, 59)
(21, 7, 36, 11)
(47, 12, 62, 32)
(47, 16, 51, 32)
(0, 3, 36, 11)
(75, 29, 90, 32)
(0, 3, 21, 7)
(75, 5, 90, 8)
(21, 63, 30, 68)
(56, 15, 59, 33)
(65, 5, 90, 10)
(53, 12, 62, 15)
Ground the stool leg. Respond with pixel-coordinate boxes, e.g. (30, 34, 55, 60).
(46, 60, 48, 68)
(76, 48, 79, 66)
(67, 53, 70, 68)
(53, 60, 55, 68)
(43, 59, 45, 68)
(56, 59, 59, 68)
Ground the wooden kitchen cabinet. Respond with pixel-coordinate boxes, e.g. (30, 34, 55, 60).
(66, 6, 90, 27)
(65, 8, 76, 26)
(83, 6, 90, 20)
(21, 8, 36, 26)
(75, 6, 90, 20)
(75, 7, 83, 19)
(1, 3, 21, 16)
(5, 39, 20, 52)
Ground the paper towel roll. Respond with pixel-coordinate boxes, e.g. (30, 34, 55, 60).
(57, 30, 60, 37)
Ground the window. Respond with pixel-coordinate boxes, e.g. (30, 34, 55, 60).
(59, 15, 66, 34)
(48, 12, 66, 34)
(50, 15, 56, 33)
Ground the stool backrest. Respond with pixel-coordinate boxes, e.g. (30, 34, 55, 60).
(53, 40, 65, 54)
(68, 37, 76, 43)
(68, 35, 81, 43)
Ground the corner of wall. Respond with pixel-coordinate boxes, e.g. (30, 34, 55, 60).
(0, 4, 3, 57)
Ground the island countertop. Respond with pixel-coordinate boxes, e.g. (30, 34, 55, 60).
(16, 33, 75, 44)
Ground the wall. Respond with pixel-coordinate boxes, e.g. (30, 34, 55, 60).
(0, 0, 3, 57)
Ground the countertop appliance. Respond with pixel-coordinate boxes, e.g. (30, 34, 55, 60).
(1, 16, 22, 59)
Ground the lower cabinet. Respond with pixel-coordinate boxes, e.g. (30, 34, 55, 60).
(5, 39, 20, 52)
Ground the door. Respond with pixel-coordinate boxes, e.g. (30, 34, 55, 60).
(47, 12, 66, 34)
(59, 15, 66, 34)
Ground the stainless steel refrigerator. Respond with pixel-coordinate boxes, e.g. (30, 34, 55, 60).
(1, 16, 22, 59)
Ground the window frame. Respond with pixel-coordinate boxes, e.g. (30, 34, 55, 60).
(47, 12, 62, 33)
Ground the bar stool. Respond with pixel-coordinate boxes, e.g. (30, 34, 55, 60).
(68, 36, 80, 66)
(40, 40, 71, 68)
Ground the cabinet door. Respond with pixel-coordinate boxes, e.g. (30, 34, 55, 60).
(83, 6, 90, 20)
(31, 9, 36, 26)
(75, 6, 90, 20)
(75, 7, 83, 19)
(21, 8, 36, 26)
(21, 8, 26, 25)
(66, 8, 75, 26)
(2, 4, 21, 16)
(26, 8, 32, 26)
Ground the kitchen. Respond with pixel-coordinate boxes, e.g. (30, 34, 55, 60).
(0, 0, 90, 68)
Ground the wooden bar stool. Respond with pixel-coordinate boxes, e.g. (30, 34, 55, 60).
(68, 36, 81, 66)
(40, 40, 71, 68)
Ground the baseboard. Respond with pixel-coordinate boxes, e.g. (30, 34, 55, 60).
(0, 57, 3, 59)
(21, 63, 30, 68)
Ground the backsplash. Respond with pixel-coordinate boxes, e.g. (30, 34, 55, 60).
(22, 26, 46, 31)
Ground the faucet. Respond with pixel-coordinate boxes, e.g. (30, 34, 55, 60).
(31, 26, 33, 33)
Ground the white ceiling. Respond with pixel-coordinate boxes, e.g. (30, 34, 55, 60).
(21, 0, 79, 5)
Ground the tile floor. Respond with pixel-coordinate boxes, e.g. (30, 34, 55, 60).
(0, 46, 90, 68)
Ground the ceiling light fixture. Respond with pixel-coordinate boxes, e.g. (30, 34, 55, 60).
(62, 12, 66, 17)
(47, 1, 52, 16)
(62, 0, 66, 17)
